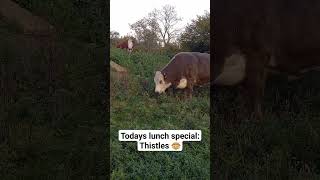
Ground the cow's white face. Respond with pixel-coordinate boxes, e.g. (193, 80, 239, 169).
(127, 39, 133, 53)
(128, 39, 133, 51)
(154, 71, 172, 93)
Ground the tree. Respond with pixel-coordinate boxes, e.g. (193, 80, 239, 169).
(110, 31, 120, 40)
(110, 30, 120, 46)
(148, 5, 182, 47)
(130, 4, 182, 49)
(130, 18, 159, 50)
(179, 11, 210, 52)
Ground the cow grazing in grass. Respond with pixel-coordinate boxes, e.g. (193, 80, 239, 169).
(116, 38, 133, 53)
(154, 52, 210, 97)
(213, 0, 320, 121)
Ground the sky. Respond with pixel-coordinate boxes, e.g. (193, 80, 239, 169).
(110, 0, 210, 37)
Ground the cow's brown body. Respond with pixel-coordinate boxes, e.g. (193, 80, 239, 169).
(159, 52, 210, 96)
(116, 39, 133, 52)
(116, 41, 129, 49)
(213, 0, 320, 121)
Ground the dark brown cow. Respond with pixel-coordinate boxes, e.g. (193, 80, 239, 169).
(154, 52, 210, 97)
(213, 0, 320, 121)
(116, 39, 133, 53)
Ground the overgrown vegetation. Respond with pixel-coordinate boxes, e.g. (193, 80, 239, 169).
(0, 0, 107, 178)
(212, 72, 320, 179)
(110, 48, 210, 179)
(0, 26, 107, 179)
(13, 0, 107, 46)
(180, 11, 210, 52)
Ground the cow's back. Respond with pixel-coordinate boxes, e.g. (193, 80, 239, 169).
(162, 52, 210, 85)
(215, 0, 320, 77)
(191, 52, 210, 83)
(170, 52, 209, 73)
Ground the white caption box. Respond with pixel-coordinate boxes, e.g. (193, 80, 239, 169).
(119, 130, 202, 151)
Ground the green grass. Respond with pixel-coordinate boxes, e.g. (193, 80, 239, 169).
(110, 48, 210, 179)
(1, 1, 107, 178)
(0, 26, 107, 179)
(13, 0, 107, 46)
(212, 72, 320, 179)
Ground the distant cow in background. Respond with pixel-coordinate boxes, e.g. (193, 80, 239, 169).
(116, 39, 134, 53)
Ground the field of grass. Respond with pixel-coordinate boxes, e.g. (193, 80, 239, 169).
(0, 25, 107, 178)
(212, 71, 320, 179)
(110, 48, 210, 179)
(1, 1, 108, 178)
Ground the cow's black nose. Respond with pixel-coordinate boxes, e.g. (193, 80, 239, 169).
(153, 92, 160, 97)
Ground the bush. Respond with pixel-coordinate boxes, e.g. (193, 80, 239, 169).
(159, 43, 181, 58)
(179, 11, 210, 52)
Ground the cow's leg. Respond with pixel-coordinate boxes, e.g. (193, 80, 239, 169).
(244, 53, 268, 121)
(167, 86, 176, 96)
(184, 81, 194, 99)
(184, 86, 193, 99)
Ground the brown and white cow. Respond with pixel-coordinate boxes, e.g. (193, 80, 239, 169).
(213, 0, 320, 121)
(154, 52, 210, 97)
(116, 38, 133, 53)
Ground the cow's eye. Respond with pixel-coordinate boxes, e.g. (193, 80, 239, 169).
(159, 80, 163, 84)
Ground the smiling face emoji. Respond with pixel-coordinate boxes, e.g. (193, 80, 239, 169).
(171, 142, 181, 150)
